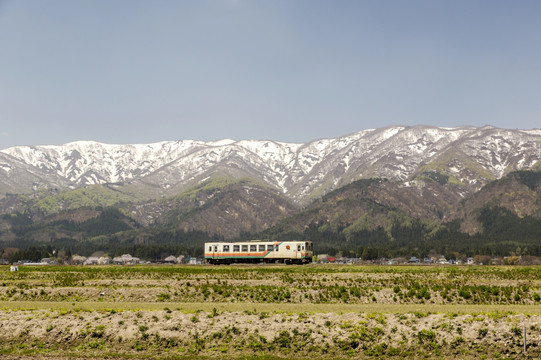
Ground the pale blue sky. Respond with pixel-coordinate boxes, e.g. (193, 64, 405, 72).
(1, 0, 540, 148)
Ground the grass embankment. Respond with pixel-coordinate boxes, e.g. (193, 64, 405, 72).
(2, 300, 541, 315)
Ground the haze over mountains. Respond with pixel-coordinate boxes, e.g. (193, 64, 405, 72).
(1, 125, 541, 259)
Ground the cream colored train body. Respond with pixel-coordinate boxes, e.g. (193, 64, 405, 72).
(204, 240, 313, 265)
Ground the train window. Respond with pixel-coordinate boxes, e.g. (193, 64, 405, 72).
(208, 246, 212, 252)
(223, 245, 230, 252)
(275, 245, 279, 251)
(259, 244, 265, 251)
(233, 245, 240, 252)
(250, 245, 256, 252)
(242, 245, 248, 252)
(302, 245, 305, 250)
(214, 246, 218, 252)
(267, 244, 274, 251)
(298, 245, 301, 251)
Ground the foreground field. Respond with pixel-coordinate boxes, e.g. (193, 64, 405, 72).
(1, 264, 540, 359)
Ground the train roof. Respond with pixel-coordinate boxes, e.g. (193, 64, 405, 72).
(204, 240, 310, 243)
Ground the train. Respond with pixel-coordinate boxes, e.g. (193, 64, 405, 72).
(204, 240, 313, 265)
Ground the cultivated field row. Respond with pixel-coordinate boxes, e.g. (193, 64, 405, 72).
(0, 265, 540, 359)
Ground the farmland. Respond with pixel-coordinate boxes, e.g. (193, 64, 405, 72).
(1, 264, 540, 359)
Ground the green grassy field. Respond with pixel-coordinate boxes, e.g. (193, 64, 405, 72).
(2, 264, 540, 306)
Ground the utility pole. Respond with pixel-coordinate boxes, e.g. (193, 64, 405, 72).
(523, 326, 527, 353)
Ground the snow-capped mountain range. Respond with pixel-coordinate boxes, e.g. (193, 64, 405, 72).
(1, 125, 541, 203)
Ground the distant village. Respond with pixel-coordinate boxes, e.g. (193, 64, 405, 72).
(2, 253, 540, 268)
(1, 253, 203, 267)
(316, 254, 541, 266)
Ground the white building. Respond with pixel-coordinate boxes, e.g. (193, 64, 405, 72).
(437, 257, 448, 264)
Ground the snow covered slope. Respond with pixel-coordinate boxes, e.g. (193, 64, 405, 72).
(2, 125, 541, 203)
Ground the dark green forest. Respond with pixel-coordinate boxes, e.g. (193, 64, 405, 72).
(264, 208, 541, 259)
(2, 204, 541, 263)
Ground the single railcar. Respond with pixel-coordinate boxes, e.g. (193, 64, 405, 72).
(204, 240, 313, 265)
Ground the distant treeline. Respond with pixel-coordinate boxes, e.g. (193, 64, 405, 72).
(265, 205, 541, 259)
(2, 205, 541, 262)
(1, 227, 216, 263)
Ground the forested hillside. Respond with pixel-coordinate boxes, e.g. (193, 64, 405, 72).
(2, 170, 541, 262)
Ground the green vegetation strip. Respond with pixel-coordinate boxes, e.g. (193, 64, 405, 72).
(1, 300, 540, 315)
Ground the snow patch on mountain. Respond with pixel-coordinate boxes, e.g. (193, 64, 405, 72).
(0, 163, 12, 173)
(2, 125, 541, 203)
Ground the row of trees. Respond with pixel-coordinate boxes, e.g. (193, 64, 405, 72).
(265, 206, 541, 259)
(2, 201, 541, 261)
(0, 226, 215, 263)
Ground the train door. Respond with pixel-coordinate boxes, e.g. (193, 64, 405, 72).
(208, 244, 218, 263)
